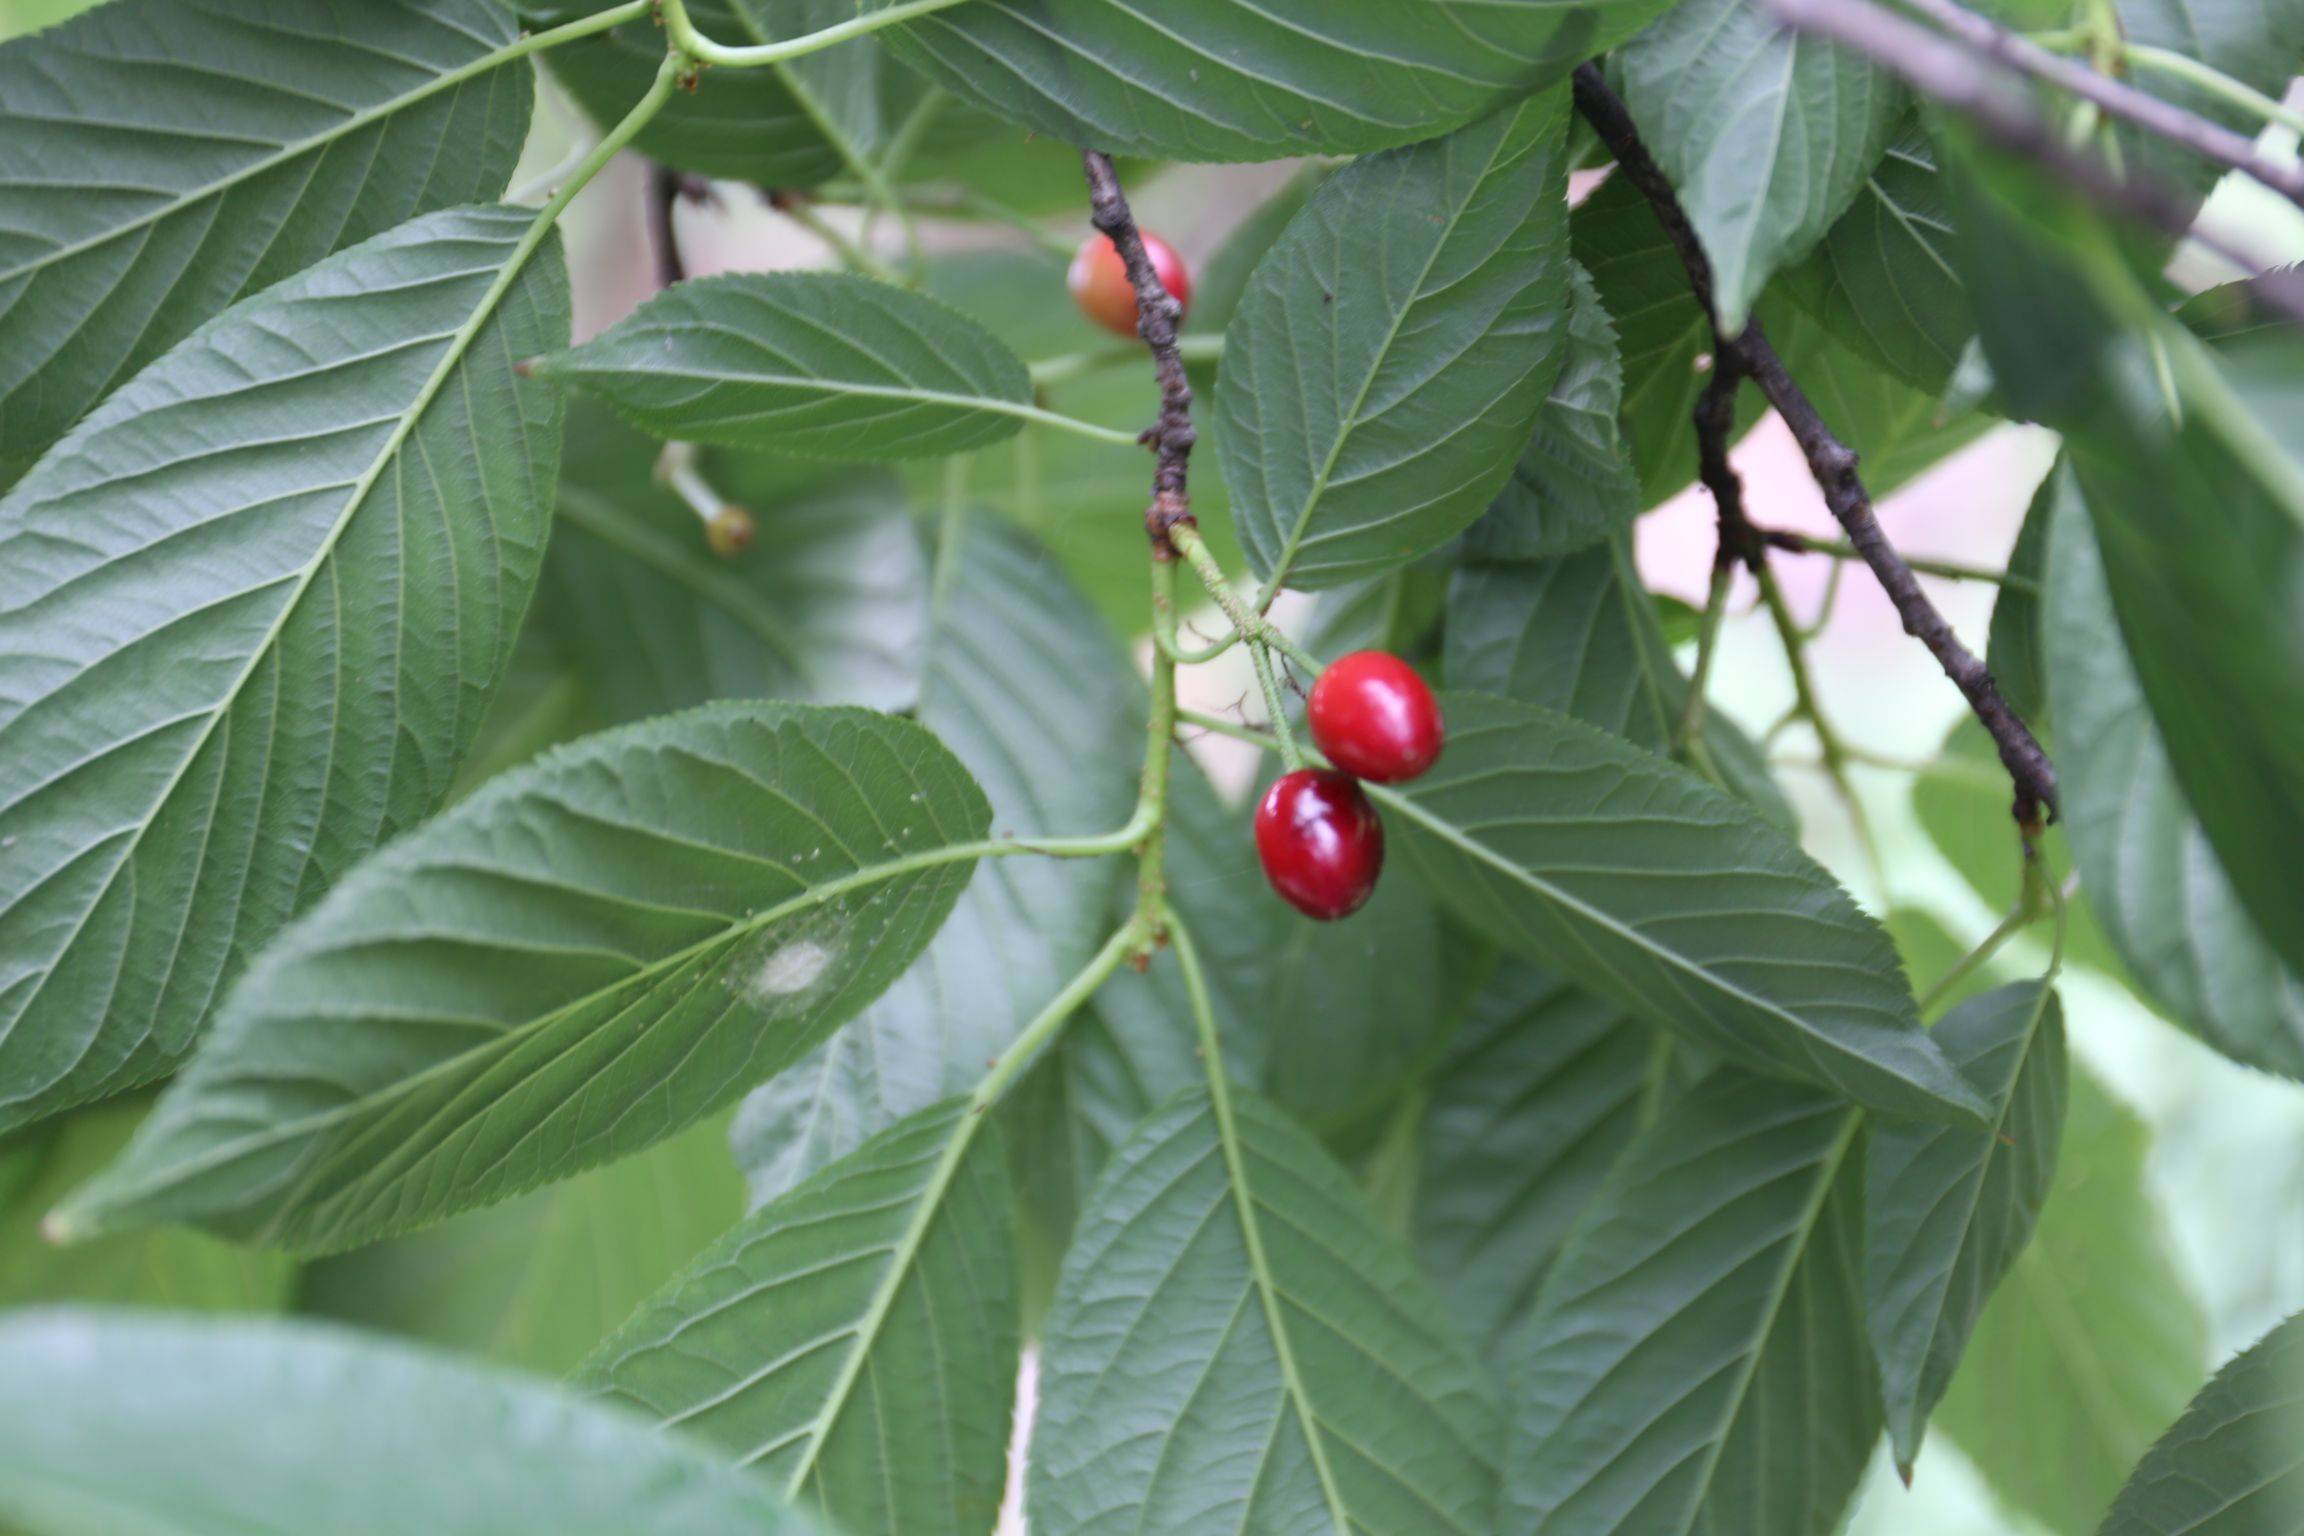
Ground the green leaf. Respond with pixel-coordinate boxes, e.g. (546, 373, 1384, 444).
(1447, 540, 1688, 749)
(586, 1097, 1017, 1535)
(731, 521, 1137, 1205)
(0, 0, 534, 473)
(536, 0, 848, 184)
(1445, 537, 1797, 828)
(2073, 332, 2304, 987)
(1781, 116, 1972, 394)
(1986, 467, 2055, 728)
(297, 1111, 745, 1378)
(1185, 166, 1329, 345)
(1030, 1086, 1502, 1536)
(1251, 862, 1453, 1148)
(1503, 1071, 1875, 1536)
(1866, 980, 2067, 1474)
(727, 0, 903, 179)
(529, 271, 1038, 461)
(1937, 1066, 2208, 1534)
(1952, 143, 2304, 981)
(542, 403, 928, 723)
(1613, 0, 1900, 334)
(1463, 262, 1643, 562)
(0, 1098, 293, 1313)
(1220, 92, 1573, 590)
(0, 1309, 827, 1535)
(1377, 692, 1973, 1120)
(49, 702, 992, 1251)
(2099, 1312, 2304, 1536)
(0, 204, 569, 1134)
(2041, 471, 2304, 1079)
(1413, 964, 1657, 1352)
(1573, 172, 1764, 503)
(883, 0, 1671, 163)
(1295, 566, 1451, 664)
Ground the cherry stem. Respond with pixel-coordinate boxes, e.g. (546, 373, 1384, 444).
(1167, 525, 1320, 673)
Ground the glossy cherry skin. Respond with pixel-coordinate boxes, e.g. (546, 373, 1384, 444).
(1067, 231, 1192, 338)
(1255, 769, 1385, 921)
(1307, 651, 1444, 783)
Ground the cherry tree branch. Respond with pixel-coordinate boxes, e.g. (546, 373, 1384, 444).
(1693, 352, 1763, 573)
(1759, 0, 2304, 327)
(644, 164, 709, 289)
(1887, 0, 2304, 215)
(1571, 63, 2061, 827)
(1079, 149, 1196, 553)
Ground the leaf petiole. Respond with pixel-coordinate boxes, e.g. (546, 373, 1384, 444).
(659, 0, 973, 70)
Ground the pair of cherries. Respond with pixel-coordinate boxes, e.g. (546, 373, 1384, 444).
(1255, 653, 1444, 922)
(1069, 241, 1439, 922)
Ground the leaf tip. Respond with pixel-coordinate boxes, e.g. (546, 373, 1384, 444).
(1896, 1458, 1914, 1489)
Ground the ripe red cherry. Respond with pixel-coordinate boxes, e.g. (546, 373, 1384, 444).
(1255, 768, 1384, 921)
(1068, 230, 1192, 338)
(1307, 651, 1444, 784)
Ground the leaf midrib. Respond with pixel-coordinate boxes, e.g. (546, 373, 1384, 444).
(1198, 1087, 1355, 1533)
(0, 216, 547, 1114)
(1661, 1110, 1858, 1536)
(1894, 985, 2052, 1444)
(546, 359, 1041, 430)
(1370, 775, 1942, 1110)
(779, 1100, 984, 1499)
(56, 832, 1007, 1236)
(1260, 105, 1525, 591)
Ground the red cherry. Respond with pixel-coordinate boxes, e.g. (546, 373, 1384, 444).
(1254, 768, 1384, 921)
(1067, 231, 1192, 338)
(1307, 651, 1444, 784)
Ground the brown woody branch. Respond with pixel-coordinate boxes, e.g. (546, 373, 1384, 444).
(1759, 0, 2304, 329)
(645, 163, 712, 290)
(1693, 350, 1763, 573)
(1571, 63, 2061, 827)
(1079, 149, 1196, 555)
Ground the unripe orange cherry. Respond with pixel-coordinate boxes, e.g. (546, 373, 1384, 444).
(1068, 231, 1192, 338)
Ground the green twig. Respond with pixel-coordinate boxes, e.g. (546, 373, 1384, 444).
(1756, 564, 1890, 895)
(1169, 526, 1321, 673)
(1764, 530, 2034, 590)
(1675, 561, 1735, 754)
(762, 192, 906, 286)
(972, 919, 1145, 1107)
(660, 0, 970, 68)
(1031, 334, 1225, 388)
(1131, 558, 1185, 944)
(1166, 910, 1357, 1529)
(1176, 709, 1282, 752)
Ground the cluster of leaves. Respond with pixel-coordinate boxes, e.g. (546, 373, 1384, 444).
(0, 0, 2300, 1534)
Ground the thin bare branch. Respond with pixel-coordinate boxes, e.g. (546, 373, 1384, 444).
(1571, 62, 2061, 827)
